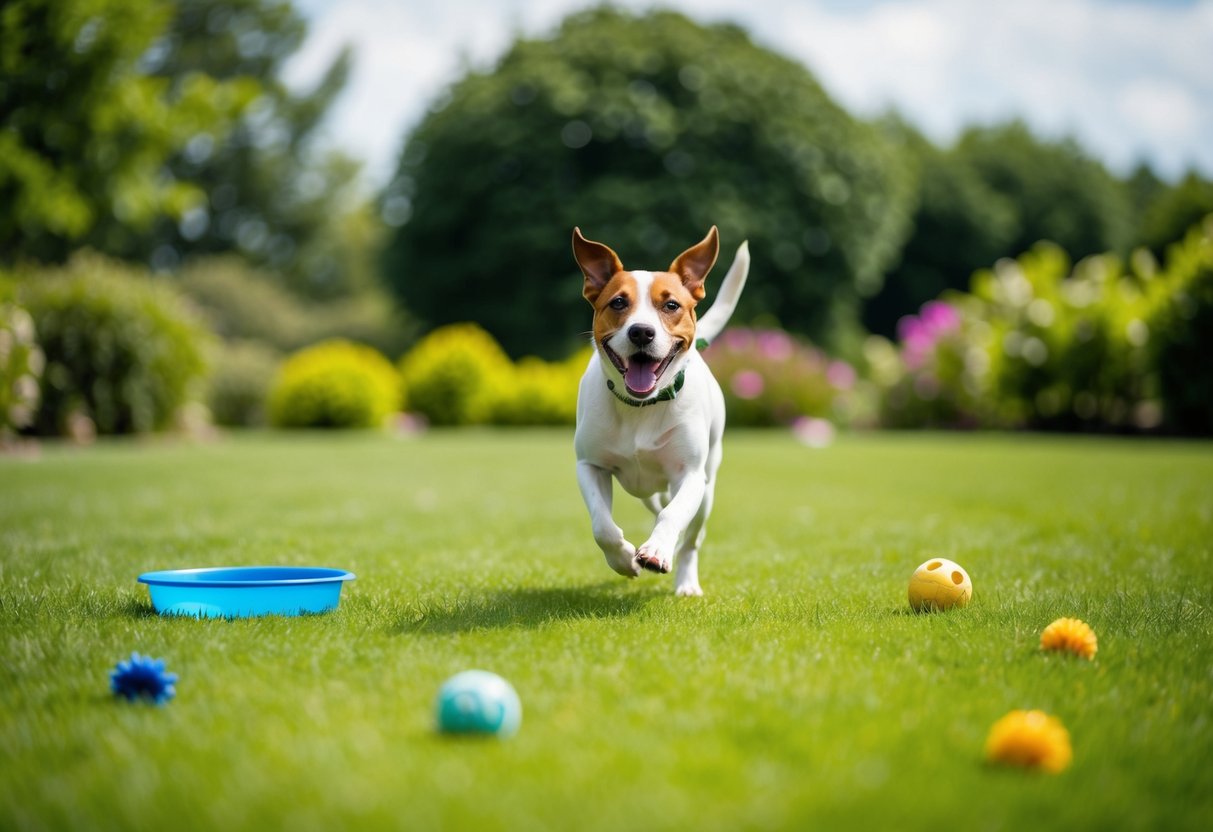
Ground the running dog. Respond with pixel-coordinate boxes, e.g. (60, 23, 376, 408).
(572, 226, 750, 596)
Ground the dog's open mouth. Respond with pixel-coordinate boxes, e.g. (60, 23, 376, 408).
(603, 342, 682, 398)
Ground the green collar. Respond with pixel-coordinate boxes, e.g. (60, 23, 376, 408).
(605, 338, 709, 408)
(607, 370, 685, 407)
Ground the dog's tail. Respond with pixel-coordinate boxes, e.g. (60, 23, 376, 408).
(696, 241, 750, 347)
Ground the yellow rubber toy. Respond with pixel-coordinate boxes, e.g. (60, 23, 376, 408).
(908, 558, 972, 611)
(985, 709, 1073, 773)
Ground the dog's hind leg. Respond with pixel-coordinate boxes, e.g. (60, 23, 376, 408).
(640, 492, 670, 516)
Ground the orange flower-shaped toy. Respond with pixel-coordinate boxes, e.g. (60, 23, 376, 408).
(985, 710, 1073, 773)
(1040, 617, 1098, 659)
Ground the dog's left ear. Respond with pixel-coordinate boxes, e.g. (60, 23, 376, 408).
(668, 226, 719, 301)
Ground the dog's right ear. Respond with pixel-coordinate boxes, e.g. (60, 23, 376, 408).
(572, 227, 624, 304)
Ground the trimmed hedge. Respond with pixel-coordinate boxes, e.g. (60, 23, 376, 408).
(398, 324, 511, 426)
(268, 339, 402, 429)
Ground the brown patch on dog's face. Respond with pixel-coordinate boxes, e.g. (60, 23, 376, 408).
(591, 271, 639, 346)
(590, 271, 699, 349)
(649, 271, 698, 350)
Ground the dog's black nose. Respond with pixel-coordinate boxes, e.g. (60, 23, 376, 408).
(628, 324, 656, 346)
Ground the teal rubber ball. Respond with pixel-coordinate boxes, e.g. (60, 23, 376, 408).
(435, 670, 522, 737)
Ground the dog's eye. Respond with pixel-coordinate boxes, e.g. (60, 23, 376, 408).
(609, 296, 628, 310)
(663, 300, 681, 312)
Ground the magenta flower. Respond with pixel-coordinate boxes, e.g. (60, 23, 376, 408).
(898, 302, 960, 371)
(756, 330, 794, 361)
(731, 370, 765, 400)
(722, 328, 754, 351)
(826, 360, 856, 390)
(897, 315, 930, 348)
(920, 301, 960, 335)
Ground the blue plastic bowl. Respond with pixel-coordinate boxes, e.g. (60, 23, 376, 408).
(138, 567, 355, 619)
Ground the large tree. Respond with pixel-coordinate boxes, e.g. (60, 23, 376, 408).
(136, 0, 363, 298)
(1136, 170, 1213, 257)
(0, 0, 255, 265)
(862, 120, 1017, 337)
(1, 0, 363, 300)
(954, 122, 1133, 261)
(381, 7, 914, 358)
(863, 121, 1134, 336)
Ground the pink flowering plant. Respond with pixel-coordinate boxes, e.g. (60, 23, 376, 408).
(869, 297, 997, 429)
(701, 328, 860, 427)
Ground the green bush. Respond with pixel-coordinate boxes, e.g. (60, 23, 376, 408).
(1, 300, 45, 438)
(491, 349, 588, 426)
(207, 340, 281, 428)
(969, 245, 1161, 430)
(1149, 216, 1213, 434)
(18, 252, 210, 435)
(177, 257, 417, 358)
(876, 241, 1172, 432)
(399, 324, 511, 426)
(702, 329, 860, 427)
(268, 340, 402, 429)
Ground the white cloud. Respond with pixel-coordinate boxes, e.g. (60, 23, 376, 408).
(1119, 80, 1200, 139)
(285, 0, 1213, 187)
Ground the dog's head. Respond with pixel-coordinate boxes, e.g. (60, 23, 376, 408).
(573, 227, 719, 401)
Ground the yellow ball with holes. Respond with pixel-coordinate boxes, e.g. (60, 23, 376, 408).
(908, 558, 972, 611)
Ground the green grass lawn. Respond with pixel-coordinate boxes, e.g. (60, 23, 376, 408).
(2, 430, 1211, 830)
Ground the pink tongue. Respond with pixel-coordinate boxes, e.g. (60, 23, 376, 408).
(625, 360, 658, 394)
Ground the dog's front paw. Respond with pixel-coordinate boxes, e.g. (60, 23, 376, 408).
(603, 541, 641, 578)
(635, 540, 672, 574)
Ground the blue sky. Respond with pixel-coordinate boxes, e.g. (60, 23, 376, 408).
(286, 0, 1213, 186)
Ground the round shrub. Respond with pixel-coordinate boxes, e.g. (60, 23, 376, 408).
(382, 7, 913, 358)
(19, 252, 210, 435)
(268, 340, 402, 429)
(702, 328, 859, 427)
(398, 324, 511, 426)
(491, 349, 588, 426)
(207, 340, 281, 427)
(1, 300, 45, 438)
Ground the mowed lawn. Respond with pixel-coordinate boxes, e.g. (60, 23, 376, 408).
(1, 430, 1211, 830)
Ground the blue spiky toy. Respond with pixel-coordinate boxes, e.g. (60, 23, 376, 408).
(110, 652, 177, 704)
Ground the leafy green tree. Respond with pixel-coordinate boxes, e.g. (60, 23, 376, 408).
(862, 121, 1017, 336)
(1124, 162, 1166, 242)
(864, 121, 1135, 337)
(1136, 171, 1213, 256)
(381, 7, 914, 358)
(954, 122, 1133, 260)
(135, 0, 363, 298)
(0, 0, 256, 264)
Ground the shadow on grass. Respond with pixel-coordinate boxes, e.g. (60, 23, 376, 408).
(393, 580, 662, 635)
(118, 597, 159, 619)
